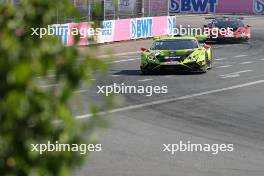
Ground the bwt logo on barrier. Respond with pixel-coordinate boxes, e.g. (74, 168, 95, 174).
(253, 0, 264, 14)
(170, 0, 218, 13)
(167, 16, 177, 35)
(131, 18, 153, 39)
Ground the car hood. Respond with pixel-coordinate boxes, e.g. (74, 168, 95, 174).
(149, 49, 195, 57)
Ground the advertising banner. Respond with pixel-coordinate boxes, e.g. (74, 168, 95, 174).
(167, 16, 177, 36)
(130, 17, 153, 39)
(217, 0, 253, 14)
(97, 20, 115, 43)
(68, 22, 92, 46)
(170, 0, 218, 13)
(55, 16, 176, 46)
(170, 0, 264, 15)
(113, 19, 131, 41)
(252, 0, 264, 14)
(153, 16, 171, 36)
(112, 16, 176, 42)
(129, 16, 176, 40)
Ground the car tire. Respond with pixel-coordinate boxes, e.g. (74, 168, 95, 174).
(201, 65, 207, 73)
(207, 59, 213, 69)
(204, 53, 210, 71)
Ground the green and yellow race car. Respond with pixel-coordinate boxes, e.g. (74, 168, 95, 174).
(140, 35, 213, 74)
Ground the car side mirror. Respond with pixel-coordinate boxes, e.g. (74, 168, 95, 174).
(140, 48, 148, 52)
(204, 44, 211, 49)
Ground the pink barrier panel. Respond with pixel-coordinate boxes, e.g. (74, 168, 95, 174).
(113, 19, 131, 41)
(113, 16, 174, 41)
(60, 16, 175, 45)
(68, 22, 91, 46)
(153, 16, 168, 36)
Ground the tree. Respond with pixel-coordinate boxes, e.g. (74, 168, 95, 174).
(0, 0, 110, 175)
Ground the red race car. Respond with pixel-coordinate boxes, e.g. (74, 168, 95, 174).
(203, 17, 251, 42)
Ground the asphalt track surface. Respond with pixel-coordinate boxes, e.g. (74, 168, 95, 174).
(66, 16, 264, 176)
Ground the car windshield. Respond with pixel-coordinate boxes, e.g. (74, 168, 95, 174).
(214, 20, 244, 29)
(151, 40, 198, 50)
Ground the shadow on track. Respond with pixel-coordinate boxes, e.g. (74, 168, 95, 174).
(112, 70, 205, 76)
(207, 39, 249, 45)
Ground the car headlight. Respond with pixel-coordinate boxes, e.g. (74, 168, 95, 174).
(147, 54, 156, 60)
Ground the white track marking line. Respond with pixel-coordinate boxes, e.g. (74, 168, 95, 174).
(214, 45, 233, 49)
(260, 59, 264, 61)
(214, 46, 221, 49)
(75, 80, 264, 119)
(100, 51, 141, 58)
(221, 74, 240, 79)
(40, 78, 95, 88)
(112, 58, 140, 63)
(74, 90, 87, 94)
(112, 60, 122, 63)
(215, 58, 227, 61)
(37, 74, 56, 79)
(112, 60, 126, 63)
(220, 70, 253, 77)
(119, 60, 127, 62)
(239, 61, 253, 65)
(215, 65, 233, 69)
(38, 57, 140, 79)
(111, 75, 121, 77)
(40, 84, 60, 88)
(234, 55, 247, 58)
(46, 74, 55, 78)
(246, 74, 264, 80)
(138, 79, 153, 82)
(126, 58, 138, 61)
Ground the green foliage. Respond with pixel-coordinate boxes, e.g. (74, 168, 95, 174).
(0, 0, 110, 175)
